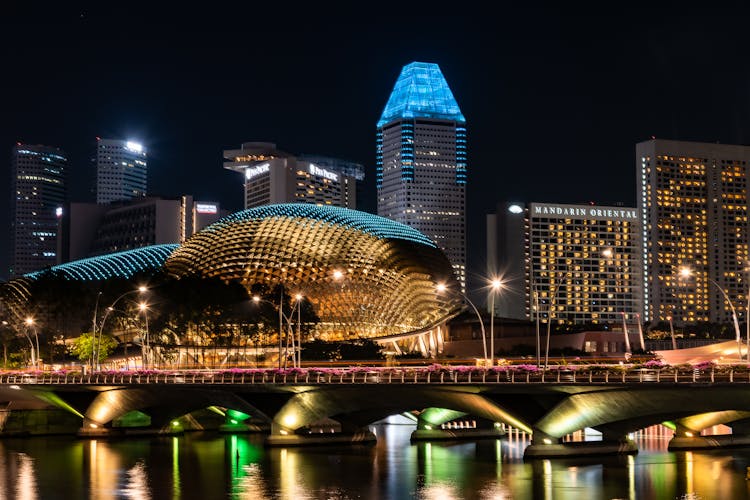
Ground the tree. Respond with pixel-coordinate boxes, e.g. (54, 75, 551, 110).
(71, 332, 117, 366)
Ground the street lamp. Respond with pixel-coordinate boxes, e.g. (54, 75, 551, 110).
(544, 270, 572, 370)
(488, 278, 504, 367)
(138, 303, 150, 369)
(437, 283, 487, 363)
(294, 293, 303, 368)
(24, 317, 38, 368)
(680, 266, 742, 361)
(93, 286, 147, 370)
(705, 275, 742, 361)
(252, 294, 292, 369)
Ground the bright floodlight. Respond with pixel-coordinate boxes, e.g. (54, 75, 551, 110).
(295, 294, 303, 301)
(138, 286, 148, 293)
(126, 141, 143, 153)
(25, 317, 34, 325)
(252, 296, 261, 303)
(333, 270, 344, 280)
(602, 248, 613, 258)
(138, 303, 148, 311)
(508, 204, 523, 214)
(491, 279, 503, 290)
(436, 283, 447, 293)
(679, 267, 692, 279)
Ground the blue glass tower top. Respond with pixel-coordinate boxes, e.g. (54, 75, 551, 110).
(377, 62, 465, 128)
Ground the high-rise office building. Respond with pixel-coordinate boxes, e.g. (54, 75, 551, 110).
(95, 138, 148, 204)
(637, 139, 750, 325)
(57, 196, 225, 262)
(9, 143, 67, 277)
(223, 142, 356, 209)
(376, 61, 466, 288)
(297, 154, 367, 211)
(488, 201, 643, 325)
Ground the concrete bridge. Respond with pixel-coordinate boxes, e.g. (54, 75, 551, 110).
(3, 366, 750, 458)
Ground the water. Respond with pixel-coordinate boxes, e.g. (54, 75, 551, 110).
(1, 425, 749, 499)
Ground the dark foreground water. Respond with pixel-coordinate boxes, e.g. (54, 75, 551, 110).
(0, 424, 749, 499)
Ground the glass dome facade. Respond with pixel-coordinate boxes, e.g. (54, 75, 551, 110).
(165, 204, 462, 339)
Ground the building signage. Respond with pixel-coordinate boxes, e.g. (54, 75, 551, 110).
(531, 204, 637, 220)
(245, 163, 270, 180)
(195, 203, 218, 214)
(309, 164, 338, 182)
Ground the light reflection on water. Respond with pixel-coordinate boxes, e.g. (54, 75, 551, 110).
(0, 425, 747, 499)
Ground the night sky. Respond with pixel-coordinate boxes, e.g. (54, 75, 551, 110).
(3, 4, 750, 287)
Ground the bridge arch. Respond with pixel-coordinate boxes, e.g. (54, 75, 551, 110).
(269, 386, 532, 435)
(83, 388, 271, 430)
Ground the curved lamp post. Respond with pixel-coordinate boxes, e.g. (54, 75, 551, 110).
(138, 302, 150, 369)
(252, 294, 299, 368)
(705, 276, 742, 361)
(24, 317, 38, 368)
(437, 283, 487, 363)
(93, 286, 147, 370)
(544, 271, 572, 370)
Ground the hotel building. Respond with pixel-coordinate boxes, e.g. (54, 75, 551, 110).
(9, 143, 67, 277)
(376, 61, 466, 289)
(487, 201, 643, 325)
(223, 142, 356, 209)
(637, 139, 750, 324)
(95, 138, 148, 204)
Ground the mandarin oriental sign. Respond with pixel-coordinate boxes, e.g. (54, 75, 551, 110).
(531, 203, 637, 220)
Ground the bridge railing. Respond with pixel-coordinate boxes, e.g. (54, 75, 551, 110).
(2, 366, 750, 385)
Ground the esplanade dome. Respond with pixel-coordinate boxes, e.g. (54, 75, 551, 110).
(164, 204, 462, 339)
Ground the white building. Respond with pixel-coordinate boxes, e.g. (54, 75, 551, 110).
(637, 138, 750, 324)
(487, 201, 643, 326)
(9, 143, 67, 277)
(376, 62, 466, 289)
(95, 138, 148, 204)
(223, 142, 356, 209)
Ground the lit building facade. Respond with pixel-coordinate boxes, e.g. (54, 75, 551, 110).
(165, 204, 462, 339)
(9, 143, 67, 277)
(637, 139, 750, 324)
(488, 201, 643, 325)
(57, 196, 225, 262)
(298, 154, 367, 211)
(223, 142, 356, 209)
(376, 62, 467, 289)
(2, 205, 462, 344)
(95, 138, 148, 204)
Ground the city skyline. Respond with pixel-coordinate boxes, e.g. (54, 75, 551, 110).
(5, 6, 750, 283)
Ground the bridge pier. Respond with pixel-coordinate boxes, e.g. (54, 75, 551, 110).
(523, 430, 637, 459)
(264, 422, 376, 447)
(668, 424, 750, 451)
(77, 420, 184, 438)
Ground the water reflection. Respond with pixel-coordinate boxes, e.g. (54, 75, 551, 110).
(0, 426, 746, 498)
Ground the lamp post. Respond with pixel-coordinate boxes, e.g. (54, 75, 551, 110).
(437, 283, 487, 363)
(138, 303, 150, 369)
(294, 293, 303, 368)
(24, 317, 37, 368)
(544, 270, 572, 370)
(667, 314, 677, 350)
(93, 286, 147, 370)
(706, 276, 742, 362)
(488, 279, 503, 367)
(252, 294, 291, 369)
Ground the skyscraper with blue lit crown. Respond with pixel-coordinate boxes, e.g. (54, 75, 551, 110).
(376, 61, 467, 289)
